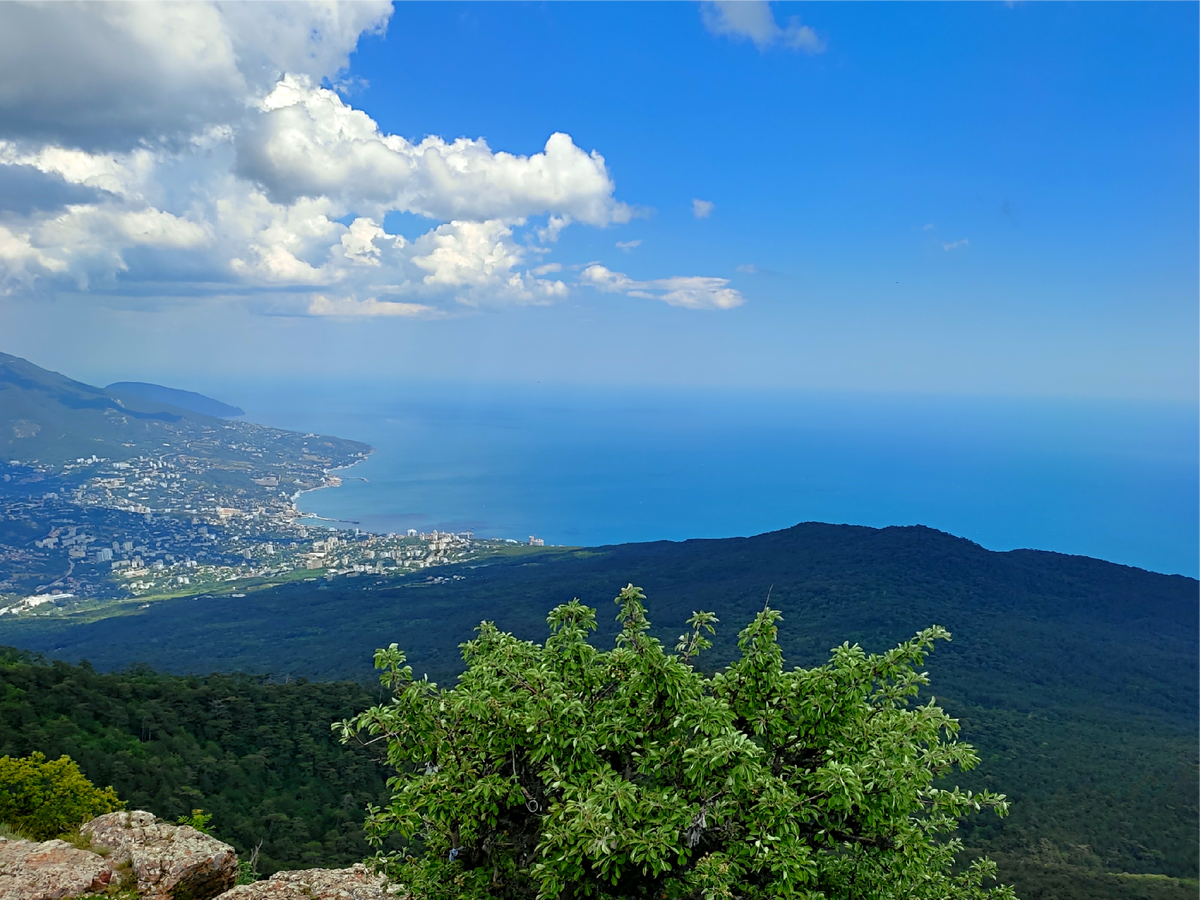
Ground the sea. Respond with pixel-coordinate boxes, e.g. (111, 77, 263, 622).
(214, 380, 1198, 578)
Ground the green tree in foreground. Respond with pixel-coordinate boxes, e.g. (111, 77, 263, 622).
(339, 585, 1015, 900)
(0, 751, 124, 840)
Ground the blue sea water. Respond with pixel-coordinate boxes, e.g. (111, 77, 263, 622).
(220, 381, 1198, 578)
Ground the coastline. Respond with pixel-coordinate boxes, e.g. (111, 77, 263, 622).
(289, 452, 374, 528)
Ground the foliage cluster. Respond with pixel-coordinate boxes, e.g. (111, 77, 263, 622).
(342, 586, 1013, 900)
(177, 808, 213, 833)
(0, 650, 396, 873)
(0, 750, 123, 840)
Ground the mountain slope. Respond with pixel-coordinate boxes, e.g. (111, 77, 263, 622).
(0, 350, 369, 465)
(14, 522, 1188, 719)
(1, 351, 229, 464)
(105, 381, 245, 418)
(0, 650, 396, 875)
(3, 522, 1195, 897)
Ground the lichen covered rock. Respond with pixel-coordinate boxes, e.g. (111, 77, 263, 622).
(0, 837, 116, 900)
(81, 810, 236, 900)
(216, 864, 399, 900)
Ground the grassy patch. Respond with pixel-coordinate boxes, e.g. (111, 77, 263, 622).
(0, 821, 32, 841)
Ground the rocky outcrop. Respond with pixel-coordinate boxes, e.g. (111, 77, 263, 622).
(216, 864, 399, 900)
(0, 814, 396, 900)
(0, 837, 116, 900)
(81, 810, 237, 900)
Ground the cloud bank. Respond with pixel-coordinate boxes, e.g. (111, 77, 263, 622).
(0, 1, 734, 315)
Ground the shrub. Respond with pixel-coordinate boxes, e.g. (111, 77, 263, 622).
(0, 751, 124, 840)
(237, 842, 263, 885)
(339, 585, 1015, 899)
(177, 808, 214, 834)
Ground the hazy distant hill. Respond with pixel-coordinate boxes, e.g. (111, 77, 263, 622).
(0, 350, 223, 464)
(4, 522, 1196, 898)
(105, 381, 244, 418)
(1, 350, 192, 463)
(0, 351, 367, 465)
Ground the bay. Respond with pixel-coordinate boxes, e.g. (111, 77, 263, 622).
(208, 380, 1198, 578)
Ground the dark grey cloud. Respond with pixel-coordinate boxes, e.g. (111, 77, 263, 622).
(0, 164, 109, 215)
(0, 3, 245, 151)
(0, 2, 392, 152)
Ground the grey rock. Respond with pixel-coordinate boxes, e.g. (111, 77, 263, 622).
(81, 810, 237, 900)
(216, 864, 400, 900)
(0, 837, 117, 900)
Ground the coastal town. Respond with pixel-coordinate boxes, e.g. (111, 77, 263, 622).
(0, 349, 556, 619)
(0, 441, 529, 618)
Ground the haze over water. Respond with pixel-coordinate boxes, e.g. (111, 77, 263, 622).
(224, 380, 1198, 579)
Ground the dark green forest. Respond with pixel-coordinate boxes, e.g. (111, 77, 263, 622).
(0, 648, 399, 874)
(2, 523, 1196, 899)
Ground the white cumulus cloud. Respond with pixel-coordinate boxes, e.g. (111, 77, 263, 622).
(0, 2, 730, 316)
(237, 76, 632, 226)
(406, 220, 568, 305)
(701, 2, 825, 53)
(0, 224, 67, 293)
(340, 217, 406, 267)
(580, 264, 745, 311)
(692, 198, 715, 219)
(308, 294, 438, 318)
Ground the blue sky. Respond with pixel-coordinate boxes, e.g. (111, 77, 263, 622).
(1, 1, 1196, 402)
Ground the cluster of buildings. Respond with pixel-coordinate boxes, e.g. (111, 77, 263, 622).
(0, 415, 562, 615)
(0, 449, 512, 614)
(297, 529, 479, 577)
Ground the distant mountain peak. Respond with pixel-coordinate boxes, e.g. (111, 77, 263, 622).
(105, 382, 244, 418)
(0, 352, 231, 464)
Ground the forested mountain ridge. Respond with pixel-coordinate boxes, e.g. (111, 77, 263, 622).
(105, 381, 245, 418)
(0, 350, 369, 465)
(2, 522, 1196, 899)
